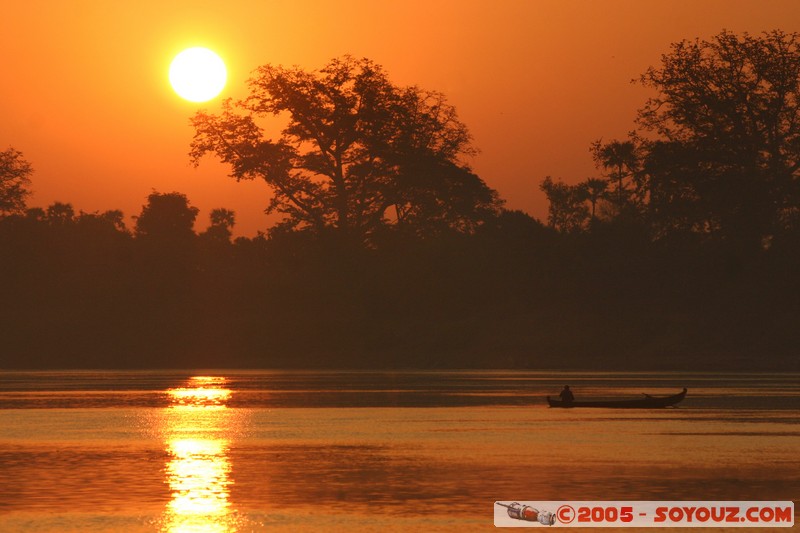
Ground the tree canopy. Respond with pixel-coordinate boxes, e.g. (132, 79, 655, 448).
(190, 56, 502, 243)
(0, 147, 33, 216)
(638, 30, 800, 247)
(542, 30, 800, 251)
(134, 191, 199, 241)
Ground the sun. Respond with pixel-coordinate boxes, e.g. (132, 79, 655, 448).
(169, 47, 227, 102)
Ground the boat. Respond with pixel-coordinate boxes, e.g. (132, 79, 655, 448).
(547, 388, 687, 408)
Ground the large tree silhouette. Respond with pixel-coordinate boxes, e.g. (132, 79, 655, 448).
(190, 56, 501, 242)
(637, 30, 800, 249)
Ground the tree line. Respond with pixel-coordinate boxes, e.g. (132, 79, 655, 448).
(541, 30, 800, 257)
(1, 30, 798, 370)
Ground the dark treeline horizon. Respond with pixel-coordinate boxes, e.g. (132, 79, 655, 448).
(1, 30, 799, 371)
(0, 193, 797, 370)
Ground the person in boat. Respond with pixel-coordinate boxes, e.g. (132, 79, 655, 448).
(559, 385, 574, 404)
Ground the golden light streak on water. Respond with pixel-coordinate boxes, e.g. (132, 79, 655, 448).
(167, 376, 232, 409)
(161, 376, 239, 533)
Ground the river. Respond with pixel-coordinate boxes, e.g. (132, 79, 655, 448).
(0, 371, 797, 531)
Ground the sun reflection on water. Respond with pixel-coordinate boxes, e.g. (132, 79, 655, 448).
(167, 376, 232, 409)
(161, 376, 240, 533)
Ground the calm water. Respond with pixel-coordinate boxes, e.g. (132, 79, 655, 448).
(0, 371, 797, 532)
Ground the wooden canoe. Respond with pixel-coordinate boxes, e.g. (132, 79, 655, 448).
(547, 388, 687, 408)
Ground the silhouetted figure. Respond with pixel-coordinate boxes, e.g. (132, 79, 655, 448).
(560, 385, 574, 404)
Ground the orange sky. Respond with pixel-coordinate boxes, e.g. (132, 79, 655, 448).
(2, 1, 798, 236)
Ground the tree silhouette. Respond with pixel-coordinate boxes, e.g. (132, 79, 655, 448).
(76, 209, 129, 236)
(636, 30, 800, 250)
(583, 178, 609, 222)
(46, 202, 75, 225)
(134, 191, 198, 241)
(101, 210, 128, 233)
(0, 148, 33, 216)
(540, 176, 589, 233)
(590, 139, 640, 213)
(202, 208, 236, 242)
(24, 207, 46, 222)
(132, 192, 199, 326)
(190, 56, 501, 243)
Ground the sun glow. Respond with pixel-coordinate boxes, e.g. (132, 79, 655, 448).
(169, 47, 227, 102)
